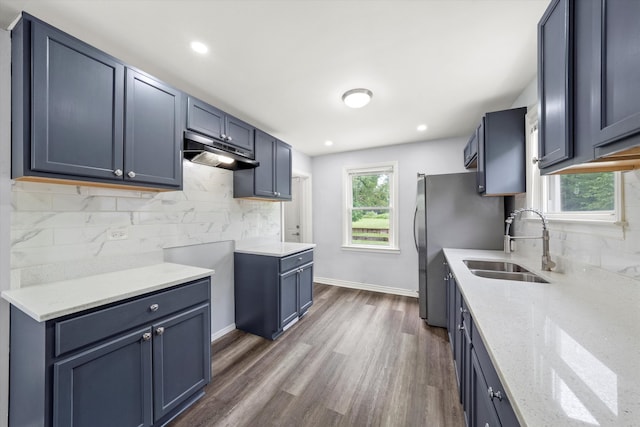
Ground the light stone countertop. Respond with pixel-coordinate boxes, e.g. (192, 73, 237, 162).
(1, 262, 214, 322)
(443, 248, 640, 427)
(234, 241, 316, 257)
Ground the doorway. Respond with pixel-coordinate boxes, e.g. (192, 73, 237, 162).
(283, 172, 312, 243)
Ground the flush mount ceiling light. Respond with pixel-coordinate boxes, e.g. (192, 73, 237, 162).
(190, 40, 208, 54)
(324, 140, 334, 147)
(342, 88, 373, 109)
(417, 124, 428, 132)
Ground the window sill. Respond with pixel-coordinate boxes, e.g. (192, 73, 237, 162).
(341, 245, 401, 254)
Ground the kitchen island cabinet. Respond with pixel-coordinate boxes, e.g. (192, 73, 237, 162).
(1, 263, 213, 427)
(11, 13, 182, 190)
(234, 242, 315, 340)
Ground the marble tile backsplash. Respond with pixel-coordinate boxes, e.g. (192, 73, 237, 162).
(10, 161, 281, 287)
(514, 170, 640, 281)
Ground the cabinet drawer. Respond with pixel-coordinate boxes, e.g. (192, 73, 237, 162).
(54, 278, 210, 356)
(280, 250, 313, 273)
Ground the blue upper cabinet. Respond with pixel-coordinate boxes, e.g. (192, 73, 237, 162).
(537, 0, 573, 169)
(538, 0, 640, 173)
(591, 1, 640, 158)
(186, 96, 255, 159)
(12, 13, 182, 190)
(124, 69, 182, 188)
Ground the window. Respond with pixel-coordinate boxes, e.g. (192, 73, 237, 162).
(343, 162, 399, 251)
(526, 110, 623, 224)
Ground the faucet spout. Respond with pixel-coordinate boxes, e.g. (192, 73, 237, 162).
(504, 208, 555, 271)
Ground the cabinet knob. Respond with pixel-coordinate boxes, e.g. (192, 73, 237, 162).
(478, 185, 485, 191)
(142, 332, 152, 341)
(298, 257, 303, 261)
(156, 327, 165, 336)
(127, 171, 136, 178)
(113, 169, 123, 177)
(459, 307, 468, 314)
(227, 136, 233, 142)
(149, 304, 159, 312)
(221, 134, 227, 140)
(457, 324, 465, 331)
(488, 386, 503, 401)
(485, 424, 490, 427)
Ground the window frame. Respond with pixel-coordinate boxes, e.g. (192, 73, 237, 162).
(342, 161, 400, 253)
(526, 108, 625, 226)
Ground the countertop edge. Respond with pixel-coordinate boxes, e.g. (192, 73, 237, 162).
(1, 263, 214, 322)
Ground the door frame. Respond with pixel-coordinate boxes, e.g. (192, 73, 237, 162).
(281, 169, 312, 243)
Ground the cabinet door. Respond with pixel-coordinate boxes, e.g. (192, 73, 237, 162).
(152, 304, 211, 422)
(53, 327, 152, 427)
(31, 20, 125, 179)
(254, 130, 276, 197)
(538, 0, 573, 169)
(591, 1, 640, 149)
(471, 350, 500, 427)
(446, 270, 456, 349)
(225, 115, 255, 155)
(463, 314, 473, 425)
(275, 139, 292, 200)
(279, 269, 299, 328)
(298, 263, 313, 314)
(453, 285, 464, 400)
(476, 122, 486, 194)
(124, 69, 182, 187)
(186, 97, 225, 140)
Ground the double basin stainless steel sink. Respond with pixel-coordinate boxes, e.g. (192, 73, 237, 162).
(463, 260, 549, 283)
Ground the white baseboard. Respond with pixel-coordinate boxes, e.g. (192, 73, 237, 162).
(314, 277, 418, 298)
(211, 323, 236, 342)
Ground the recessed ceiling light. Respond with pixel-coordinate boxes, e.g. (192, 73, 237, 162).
(342, 88, 373, 109)
(190, 41, 208, 54)
(324, 140, 334, 147)
(417, 124, 428, 132)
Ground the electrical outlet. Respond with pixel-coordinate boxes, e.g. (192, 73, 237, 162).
(108, 229, 128, 241)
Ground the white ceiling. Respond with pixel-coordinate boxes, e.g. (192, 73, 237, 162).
(0, 0, 550, 157)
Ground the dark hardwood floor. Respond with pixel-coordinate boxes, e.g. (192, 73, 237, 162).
(170, 283, 464, 427)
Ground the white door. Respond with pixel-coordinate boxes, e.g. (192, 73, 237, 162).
(284, 176, 301, 242)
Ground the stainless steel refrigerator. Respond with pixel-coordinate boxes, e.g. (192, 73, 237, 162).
(414, 172, 504, 327)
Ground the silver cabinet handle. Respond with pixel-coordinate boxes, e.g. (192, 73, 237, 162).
(457, 324, 464, 331)
(142, 332, 152, 341)
(221, 134, 227, 140)
(127, 171, 136, 178)
(156, 327, 165, 336)
(114, 169, 123, 176)
(298, 257, 303, 261)
(227, 136, 232, 141)
(478, 185, 485, 191)
(488, 386, 503, 401)
(149, 304, 159, 312)
(485, 424, 490, 427)
(459, 307, 468, 314)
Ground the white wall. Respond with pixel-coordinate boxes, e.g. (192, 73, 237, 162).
(292, 148, 312, 175)
(0, 28, 11, 427)
(311, 137, 467, 294)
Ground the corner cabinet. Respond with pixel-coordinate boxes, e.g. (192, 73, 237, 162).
(8, 278, 211, 427)
(233, 130, 292, 201)
(235, 249, 313, 340)
(538, 0, 640, 174)
(11, 13, 182, 190)
(446, 264, 519, 427)
(474, 107, 526, 196)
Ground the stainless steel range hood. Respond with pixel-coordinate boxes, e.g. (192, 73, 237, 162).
(183, 130, 259, 171)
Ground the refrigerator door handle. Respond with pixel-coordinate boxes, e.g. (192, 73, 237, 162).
(413, 204, 419, 251)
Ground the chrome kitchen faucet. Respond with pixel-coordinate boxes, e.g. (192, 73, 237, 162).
(504, 208, 556, 271)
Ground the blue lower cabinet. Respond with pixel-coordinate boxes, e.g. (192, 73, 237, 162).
(235, 249, 314, 340)
(8, 278, 211, 427)
(445, 266, 520, 427)
(53, 327, 153, 427)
